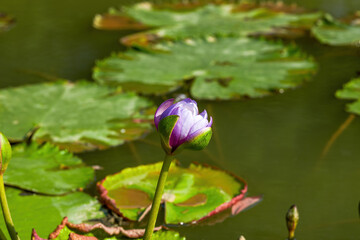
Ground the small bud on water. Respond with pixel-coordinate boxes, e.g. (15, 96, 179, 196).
(286, 204, 299, 240)
(0, 132, 12, 174)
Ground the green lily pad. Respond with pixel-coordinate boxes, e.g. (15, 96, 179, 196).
(335, 77, 360, 114)
(0, 187, 104, 239)
(32, 217, 185, 240)
(0, 81, 154, 152)
(0, 13, 15, 32)
(93, 37, 316, 99)
(312, 14, 360, 46)
(3, 143, 94, 195)
(98, 161, 247, 224)
(94, 3, 321, 45)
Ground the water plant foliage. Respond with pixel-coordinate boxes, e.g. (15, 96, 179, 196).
(312, 14, 360, 46)
(32, 218, 185, 240)
(0, 81, 155, 152)
(0, 188, 104, 239)
(98, 161, 247, 224)
(93, 37, 316, 100)
(336, 77, 360, 115)
(94, 2, 322, 45)
(4, 143, 94, 195)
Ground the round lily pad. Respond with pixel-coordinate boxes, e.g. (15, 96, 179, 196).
(98, 161, 247, 224)
(312, 14, 360, 46)
(93, 2, 321, 44)
(0, 81, 155, 152)
(4, 143, 94, 195)
(93, 37, 316, 99)
(336, 77, 360, 115)
(0, 187, 104, 240)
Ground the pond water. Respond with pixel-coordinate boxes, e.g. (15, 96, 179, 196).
(1, 0, 360, 239)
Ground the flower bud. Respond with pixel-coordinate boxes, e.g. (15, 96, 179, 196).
(286, 204, 299, 240)
(0, 132, 12, 174)
(154, 98, 212, 155)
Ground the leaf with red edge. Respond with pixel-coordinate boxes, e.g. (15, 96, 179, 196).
(231, 195, 263, 215)
(32, 217, 185, 240)
(98, 162, 254, 225)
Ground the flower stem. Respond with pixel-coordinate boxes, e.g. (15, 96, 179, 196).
(143, 154, 174, 240)
(0, 175, 20, 240)
(0, 228, 7, 240)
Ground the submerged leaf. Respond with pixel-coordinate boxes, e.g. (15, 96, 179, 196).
(4, 143, 94, 195)
(94, 3, 321, 45)
(0, 81, 154, 152)
(32, 217, 180, 240)
(336, 77, 360, 115)
(93, 37, 316, 99)
(98, 162, 248, 224)
(312, 14, 360, 46)
(1, 188, 104, 239)
(0, 13, 15, 32)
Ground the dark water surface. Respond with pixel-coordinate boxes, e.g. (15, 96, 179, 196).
(1, 0, 360, 239)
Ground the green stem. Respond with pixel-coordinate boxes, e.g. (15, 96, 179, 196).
(143, 154, 174, 240)
(0, 175, 20, 240)
(0, 228, 7, 240)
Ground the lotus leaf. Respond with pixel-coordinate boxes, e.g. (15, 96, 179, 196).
(0, 81, 154, 152)
(4, 143, 94, 195)
(0, 187, 104, 239)
(93, 37, 316, 99)
(335, 77, 360, 114)
(32, 217, 184, 240)
(0, 13, 15, 32)
(312, 14, 360, 46)
(94, 3, 321, 44)
(98, 162, 247, 224)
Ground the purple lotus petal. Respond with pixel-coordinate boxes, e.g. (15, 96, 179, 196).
(200, 110, 208, 119)
(177, 111, 195, 145)
(181, 98, 198, 114)
(154, 99, 174, 128)
(155, 98, 212, 153)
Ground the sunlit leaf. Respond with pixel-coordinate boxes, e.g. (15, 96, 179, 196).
(312, 14, 360, 46)
(0, 188, 104, 239)
(94, 2, 321, 45)
(335, 77, 360, 115)
(98, 161, 248, 224)
(32, 217, 184, 240)
(4, 143, 94, 195)
(93, 37, 316, 99)
(0, 13, 15, 32)
(0, 81, 155, 152)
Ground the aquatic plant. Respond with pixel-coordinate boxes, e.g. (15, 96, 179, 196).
(144, 98, 212, 240)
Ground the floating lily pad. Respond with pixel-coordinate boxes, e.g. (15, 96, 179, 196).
(93, 37, 316, 99)
(0, 13, 15, 32)
(94, 2, 321, 46)
(98, 161, 247, 224)
(312, 14, 360, 46)
(0, 81, 154, 152)
(0, 187, 104, 239)
(32, 217, 184, 240)
(335, 77, 360, 115)
(4, 143, 94, 195)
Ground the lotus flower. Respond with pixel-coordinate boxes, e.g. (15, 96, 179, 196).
(154, 98, 212, 154)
